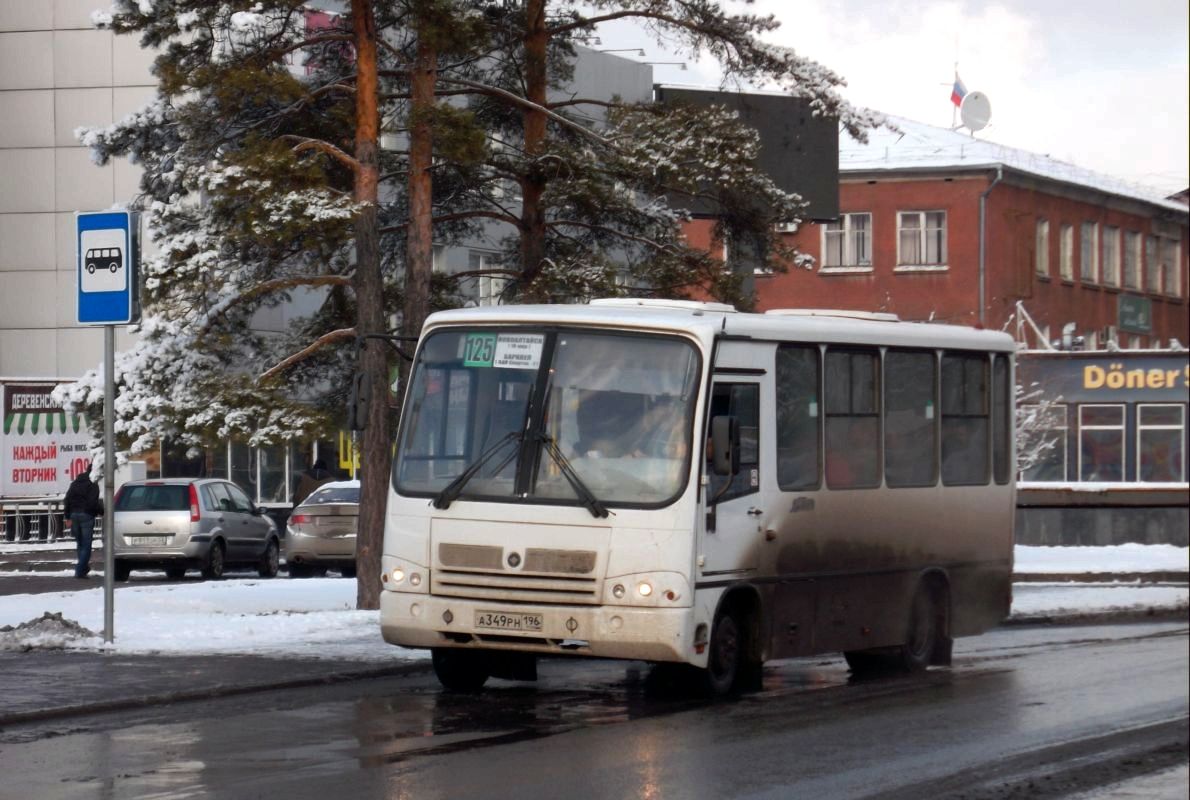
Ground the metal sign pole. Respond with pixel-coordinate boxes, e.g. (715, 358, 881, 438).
(103, 323, 115, 643)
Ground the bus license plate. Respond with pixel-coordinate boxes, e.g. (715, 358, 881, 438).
(474, 611, 543, 632)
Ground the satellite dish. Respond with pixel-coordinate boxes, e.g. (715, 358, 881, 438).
(960, 91, 992, 132)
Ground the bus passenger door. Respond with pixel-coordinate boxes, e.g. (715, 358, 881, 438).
(699, 376, 769, 587)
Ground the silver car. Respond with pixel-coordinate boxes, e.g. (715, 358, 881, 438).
(285, 480, 359, 577)
(112, 478, 280, 581)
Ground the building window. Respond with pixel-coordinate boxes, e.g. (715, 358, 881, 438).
(1035, 218, 1050, 277)
(467, 250, 508, 306)
(1161, 238, 1183, 297)
(1021, 403, 1068, 482)
(1059, 224, 1074, 281)
(1101, 226, 1121, 287)
(1138, 404, 1185, 482)
(821, 212, 872, 270)
(1124, 231, 1142, 289)
(1078, 404, 1124, 482)
(896, 211, 947, 269)
(1145, 235, 1161, 293)
(1080, 222, 1098, 283)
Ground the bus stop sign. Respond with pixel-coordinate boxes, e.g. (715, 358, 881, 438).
(77, 210, 139, 325)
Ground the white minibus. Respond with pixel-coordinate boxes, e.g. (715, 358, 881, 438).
(381, 299, 1015, 692)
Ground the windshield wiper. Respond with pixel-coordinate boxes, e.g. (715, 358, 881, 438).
(432, 431, 521, 510)
(534, 432, 609, 519)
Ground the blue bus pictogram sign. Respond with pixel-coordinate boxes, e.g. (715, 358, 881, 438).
(77, 211, 139, 325)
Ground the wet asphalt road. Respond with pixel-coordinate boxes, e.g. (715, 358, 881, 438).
(0, 622, 1185, 800)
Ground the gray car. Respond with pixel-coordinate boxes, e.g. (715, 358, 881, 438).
(285, 480, 359, 577)
(112, 478, 280, 581)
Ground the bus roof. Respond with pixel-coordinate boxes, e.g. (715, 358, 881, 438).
(423, 300, 1017, 352)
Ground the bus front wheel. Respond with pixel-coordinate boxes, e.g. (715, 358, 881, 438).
(701, 610, 743, 696)
(432, 648, 490, 692)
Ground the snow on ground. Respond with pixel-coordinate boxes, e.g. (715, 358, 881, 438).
(0, 540, 103, 554)
(0, 544, 1185, 657)
(0, 578, 410, 661)
(1011, 583, 1188, 620)
(1014, 544, 1188, 574)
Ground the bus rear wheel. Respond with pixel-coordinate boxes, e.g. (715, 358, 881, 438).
(897, 583, 938, 672)
(844, 582, 939, 675)
(432, 648, 490, 692)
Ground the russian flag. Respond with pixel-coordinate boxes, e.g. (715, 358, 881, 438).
(950, 75, 968, 107)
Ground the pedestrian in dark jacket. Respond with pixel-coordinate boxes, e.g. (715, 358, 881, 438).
(63, 467, 102, 579)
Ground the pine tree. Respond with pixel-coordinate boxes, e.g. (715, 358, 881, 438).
(57, 0, 877, 609)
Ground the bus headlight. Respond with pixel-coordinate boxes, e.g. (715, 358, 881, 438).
(604, 573, 690, 607)
(382, 555, 429, 594)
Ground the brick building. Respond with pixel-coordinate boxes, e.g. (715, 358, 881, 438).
(693, 116, 1189, 349)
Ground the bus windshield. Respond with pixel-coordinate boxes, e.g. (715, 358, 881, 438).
(395, 328, 701, 508)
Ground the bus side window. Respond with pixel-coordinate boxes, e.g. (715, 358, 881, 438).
(776, 345, 821, 490)
(825, 348, 880, 489)
(884, 349, 937, 487)
(707, 383, 760, 500)
(992, 354, 1012, 485)
(941, 352, 990, 485)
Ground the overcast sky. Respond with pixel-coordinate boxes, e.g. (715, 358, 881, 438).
(596, 0, 1189, 196)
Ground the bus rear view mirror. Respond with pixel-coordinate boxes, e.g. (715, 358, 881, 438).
(711, 415, 740, 476)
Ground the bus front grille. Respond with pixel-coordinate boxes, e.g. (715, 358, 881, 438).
(432, 569, 600, 605)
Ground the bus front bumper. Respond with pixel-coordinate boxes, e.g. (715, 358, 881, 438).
(380, 591, 700, 666)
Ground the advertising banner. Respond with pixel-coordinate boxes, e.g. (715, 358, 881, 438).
(1017, 352, 1190, 404)
(1, 383, 92, 498)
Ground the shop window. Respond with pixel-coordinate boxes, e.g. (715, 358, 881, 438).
(1078, 405, 1124, 482)
(230, 441, 256, 501)
(258, 442, 288, 504)
(1138, 404, 1185, 482)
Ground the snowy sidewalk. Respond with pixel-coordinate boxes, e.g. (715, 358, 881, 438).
(0, 544, 1185, 659)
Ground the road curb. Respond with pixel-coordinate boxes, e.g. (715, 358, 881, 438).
(0, 659, 433, 728)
